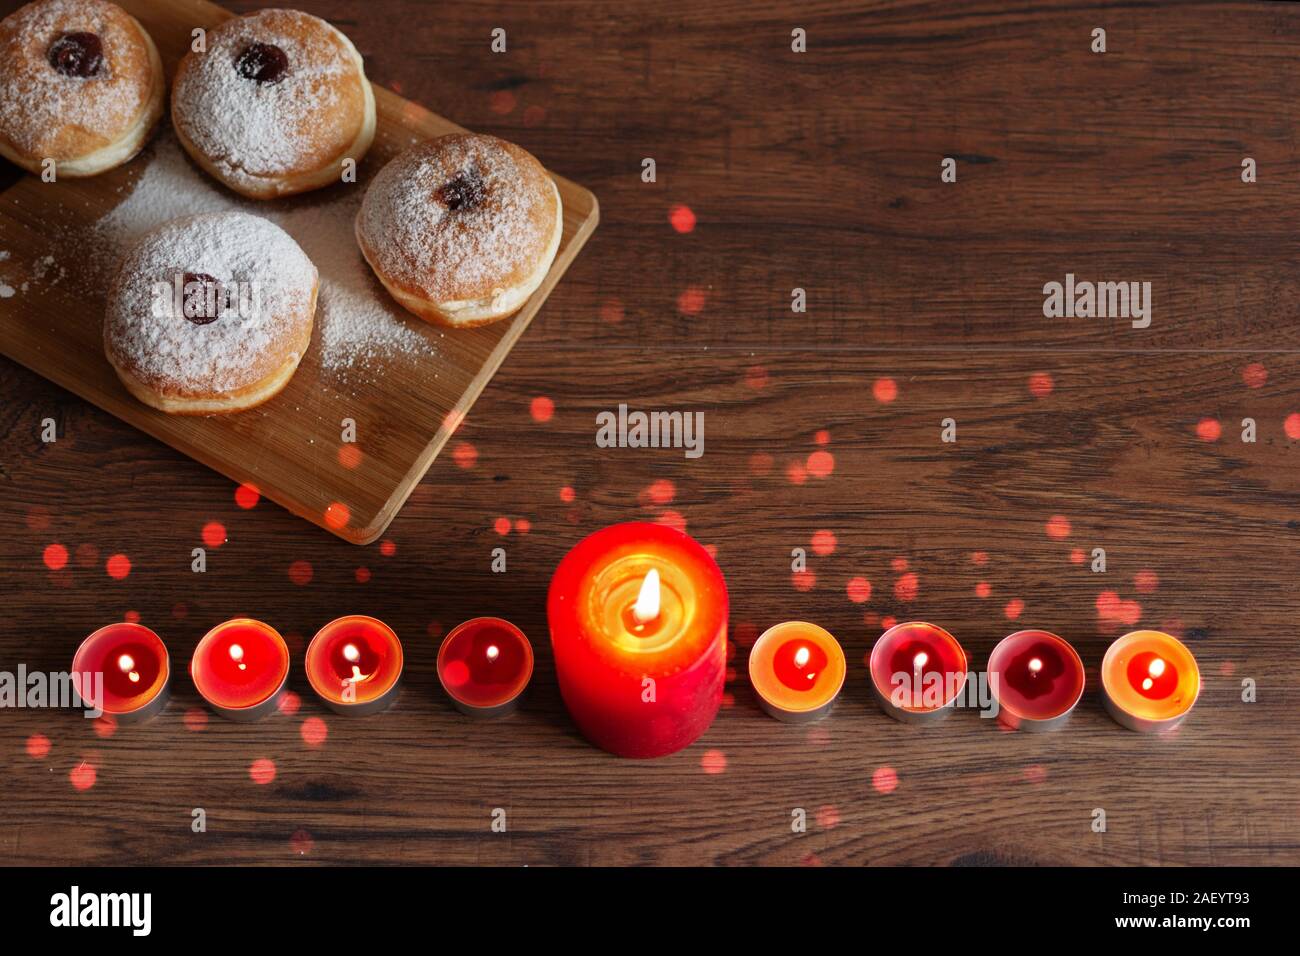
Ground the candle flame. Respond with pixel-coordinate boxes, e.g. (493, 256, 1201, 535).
(229, 643, 246, 671)
(1148, 657, 1166, 678)
(486, 644, 500, 663)
(632, 568, 661, 624)
(117, 653, 140, 683)
(342, 643, 361, 663)
(794, 645, 811, 667)
(913, 651, 928, 671)
(1028, 657, 1043, 674)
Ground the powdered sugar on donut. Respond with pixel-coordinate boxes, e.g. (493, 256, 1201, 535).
(171, 9, 363, 188)
(357, 133, 557, 302)
(105, 211, 316, 394)
(0, 0, 153, 158)
(95, 132, 438, 378)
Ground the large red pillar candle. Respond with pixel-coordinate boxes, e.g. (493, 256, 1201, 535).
(548, 522, 728, 758)
(305, 615, 403, 716)
(868, 621, 968, 723)
(987, 629, 1085, 731)
(71, 623, 170, 722)
(191, 619, 290, 721)
(438, 617, 533, 718)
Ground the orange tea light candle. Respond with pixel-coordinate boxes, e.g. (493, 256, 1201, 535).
(869, 621, 968, 723)
(749, 621, 845, 722)
(438, 617, 533, 718)
(306, 616, 403, 716)
(191, 618, 289, 722)
(71, 623, 170, 722)
(987, 629, 1085, 732)
(1101, 629, 1199, 733)
(548, 522, 728, 758)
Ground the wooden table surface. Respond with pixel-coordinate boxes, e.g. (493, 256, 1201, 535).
(1, 0, 1298, 866)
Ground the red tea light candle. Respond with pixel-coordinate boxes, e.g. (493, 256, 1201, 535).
(191, 618, 289, 721)
(71, 623, 170, 722)
(987, 629, 1085, 732)
(437, 617, 533, 718)
(869, 621, 968, 723)
(306, 615, 403, 716)
(749, 621, 845, 723)
(548, 522, 728, 758)
(1101, 629, 1200, 733)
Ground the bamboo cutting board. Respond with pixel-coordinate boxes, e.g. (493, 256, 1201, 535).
(0, 0, 598, 544)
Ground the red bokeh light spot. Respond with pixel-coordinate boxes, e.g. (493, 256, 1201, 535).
(301, 717, 328, 747)
(645, 479, 675, 506)
(1196, 418, 1221, 442)
(559, 485, 575, 503)
(807, 450, 835, 478)
(530, 396, 555, 422)
(1135, 569, 1159, 593)
(202, 521, 226, 548)
(516, 518, 531, 534)
(338, 445, 363, 469)
(701, 749, 727, 774)
(792, 570, 816, 592)
(811, 529, 836, 556)
(278, 691, 301, 716)
(235, 483, 260, 509)
(1004, 598, 1025, 620)
(291, 829, 314, 855)
(324, 502, 350, 530)
(380, 540, 397, 557)
(745, 365, 770, 390)
(43, 543, 68, 570)
(677, 287, 707, 315)
(26, 734, 50, 759)
(1285, 414, 1300, 440)
(1028, 371, 1054, 398)
(669, 203, 696, 234)
(846, 576, 872, 603)
(873, 377, 898, 403)
(1243, 363, 1267, 389)
(184, 707, 208, 732)
(355, 567, 371, 584)
(872, 766, 899, 794)
(600, 299, 624, 324)
(975, 581, 991, 598)
(894, 572, 919, 602)
(1045, 515, 1071, 539)
(489, 90, 516, 114)
(657, 510, 686, 533)
(249, 758, 277, 785)
(288, 560, 313, 586)
(69, 761, 96, 791)
(452, 442, 478, 469)
(106, 554, 131, 580)
(494, 517, 512, 535)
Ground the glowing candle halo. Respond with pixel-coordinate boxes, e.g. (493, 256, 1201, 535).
(437, 617, 534, 718)
(868, 621, 968, 724)
(306, 615, 403, 716)
(71, 623, 170, 722)
(191, 618, 289, 721)
(548, 522, 728, 758)
(748, 621, 846, 722)
(1101, 630, 1199, 733)
(987, 629, 1085, 731)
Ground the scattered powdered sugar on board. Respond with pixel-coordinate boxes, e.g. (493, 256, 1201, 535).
(95, 133, 438, 379)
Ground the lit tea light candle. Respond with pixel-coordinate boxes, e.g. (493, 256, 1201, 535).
(191, 618, 289, 721)
(436, 621, 533, 717)
(71, 623, 170, 722)
(437, 617, 533, 718)
(987, 629, 1085, 731)
(748, 621, 845, 722)
(548, 521, 728, 757)
(1101, 629, 1199, 733)
(869, 621, 968, 723)
(306, 615, 403, 716)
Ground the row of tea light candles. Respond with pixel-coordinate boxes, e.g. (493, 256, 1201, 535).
(69, 522, 1200, 750)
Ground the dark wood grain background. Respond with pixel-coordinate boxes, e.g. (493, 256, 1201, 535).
(1, 0, 1298, 866)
